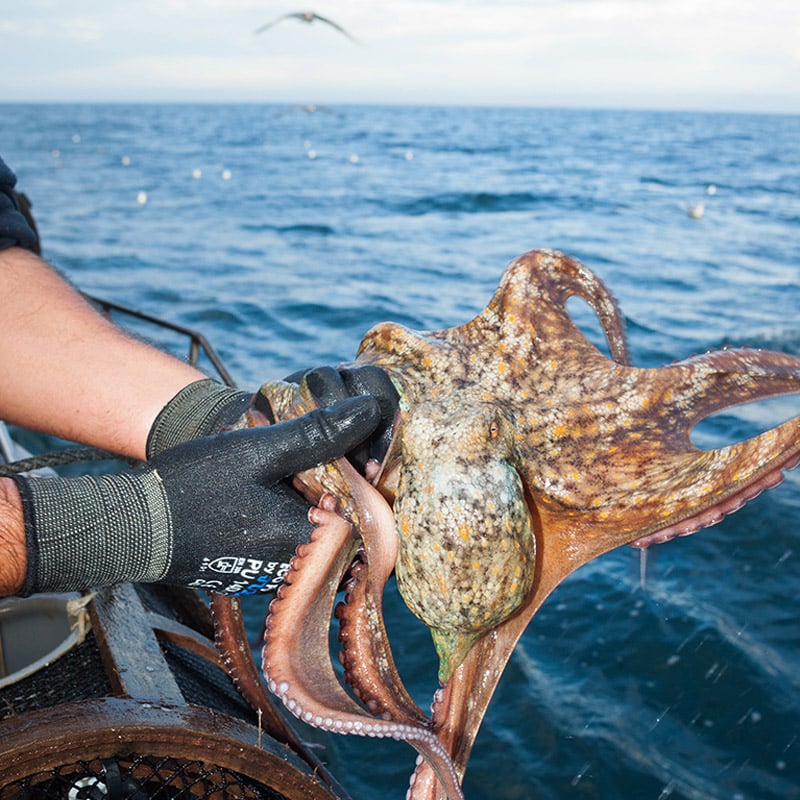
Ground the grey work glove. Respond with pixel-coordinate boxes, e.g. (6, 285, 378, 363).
(148, 366, 399, 466)
(15, 397, 380, 597)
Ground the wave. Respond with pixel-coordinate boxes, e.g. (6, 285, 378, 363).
(240, 222, 336, 236)
(392, 190, 565, 216)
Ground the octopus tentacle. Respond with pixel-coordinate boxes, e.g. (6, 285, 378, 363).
(211, 595, 301, 740)
(335, 561, 427, 723)
(630, 446, 800, 547)
(211, 595, 357, 797)
(512, 249, 630, 365)
(334, 458, 428, 724)
(263, 501, 465, 800)
(660, 347, 800, 429)
(263, 499, 363, 720)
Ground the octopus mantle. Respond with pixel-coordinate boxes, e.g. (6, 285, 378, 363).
(231, 250, 800, 800)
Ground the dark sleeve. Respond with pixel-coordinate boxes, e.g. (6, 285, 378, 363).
(0, 156, 40, 253)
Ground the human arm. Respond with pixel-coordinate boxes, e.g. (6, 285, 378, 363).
(0, 246, 208, 460)
(0, 155, 211, 458)
(0, 255, 395, 596)
(0, 478, 25, 594)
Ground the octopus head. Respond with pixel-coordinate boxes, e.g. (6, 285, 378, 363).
(393, 399, 536, 683)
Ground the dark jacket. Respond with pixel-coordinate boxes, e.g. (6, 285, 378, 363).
(0, 156, 39, 252)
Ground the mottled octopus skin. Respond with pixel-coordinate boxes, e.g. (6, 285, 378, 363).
(393, 401, 536, 681)
(254, 249, 800, 800)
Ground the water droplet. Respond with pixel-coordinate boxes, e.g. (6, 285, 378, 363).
(192, 168, 202, 179)
(136, 191, 148, 205)
(570, 762, 590, 786)
(657, 780, 675, 800)
(121, 155, 131, 166)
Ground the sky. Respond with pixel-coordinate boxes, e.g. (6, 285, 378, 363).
(1, 0, 799, 112)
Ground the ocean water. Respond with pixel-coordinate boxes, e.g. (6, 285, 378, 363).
(2, 103, 799, 800)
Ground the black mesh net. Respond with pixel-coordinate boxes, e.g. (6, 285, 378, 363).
(0, 755, 289, 800)
(0, 634, 110, 720)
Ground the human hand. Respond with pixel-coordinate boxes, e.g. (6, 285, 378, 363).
(15, 396, 379, 596)
(149, 365, 399, 470)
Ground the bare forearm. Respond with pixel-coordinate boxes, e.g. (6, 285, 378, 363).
(0, 477, 24, 595)
(0, 247, 205, 459)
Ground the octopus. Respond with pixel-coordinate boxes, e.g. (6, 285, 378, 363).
(214, 249, 800, 800)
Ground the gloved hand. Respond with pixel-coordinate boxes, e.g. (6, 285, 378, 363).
(15, 397, 379, 597)
(147, 366, 399, 467)
(276, 365, 399, 470)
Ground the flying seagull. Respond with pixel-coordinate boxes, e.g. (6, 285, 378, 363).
(254, 11, 359, 43)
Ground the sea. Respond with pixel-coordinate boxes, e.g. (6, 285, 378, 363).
(1, 103, 799, 800)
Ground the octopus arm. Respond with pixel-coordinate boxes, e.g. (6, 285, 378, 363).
(263, 501, 465, 800)
(334, 458, 428, 723)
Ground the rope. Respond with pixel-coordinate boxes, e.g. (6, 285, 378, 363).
(0, 448, 138, 477)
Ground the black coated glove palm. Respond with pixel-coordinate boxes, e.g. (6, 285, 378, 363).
(15, 397, 379, 596)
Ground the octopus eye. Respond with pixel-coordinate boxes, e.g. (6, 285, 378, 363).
(489, 419, 500, 439)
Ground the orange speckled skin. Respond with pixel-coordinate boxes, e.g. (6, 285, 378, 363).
(356, 248, 800, 682)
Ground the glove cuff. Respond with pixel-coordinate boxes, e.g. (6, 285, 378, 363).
(146, 378, 252, 457)
(14, 470, 172, 596)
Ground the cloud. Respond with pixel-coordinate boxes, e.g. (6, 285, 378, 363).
(1, 0, 798, 110)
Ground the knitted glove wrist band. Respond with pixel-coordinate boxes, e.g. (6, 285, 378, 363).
(15, 469, 172, 596)
(146, 378, 252, 457)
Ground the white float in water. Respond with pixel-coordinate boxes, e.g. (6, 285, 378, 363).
(688, 202, 704, 220)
